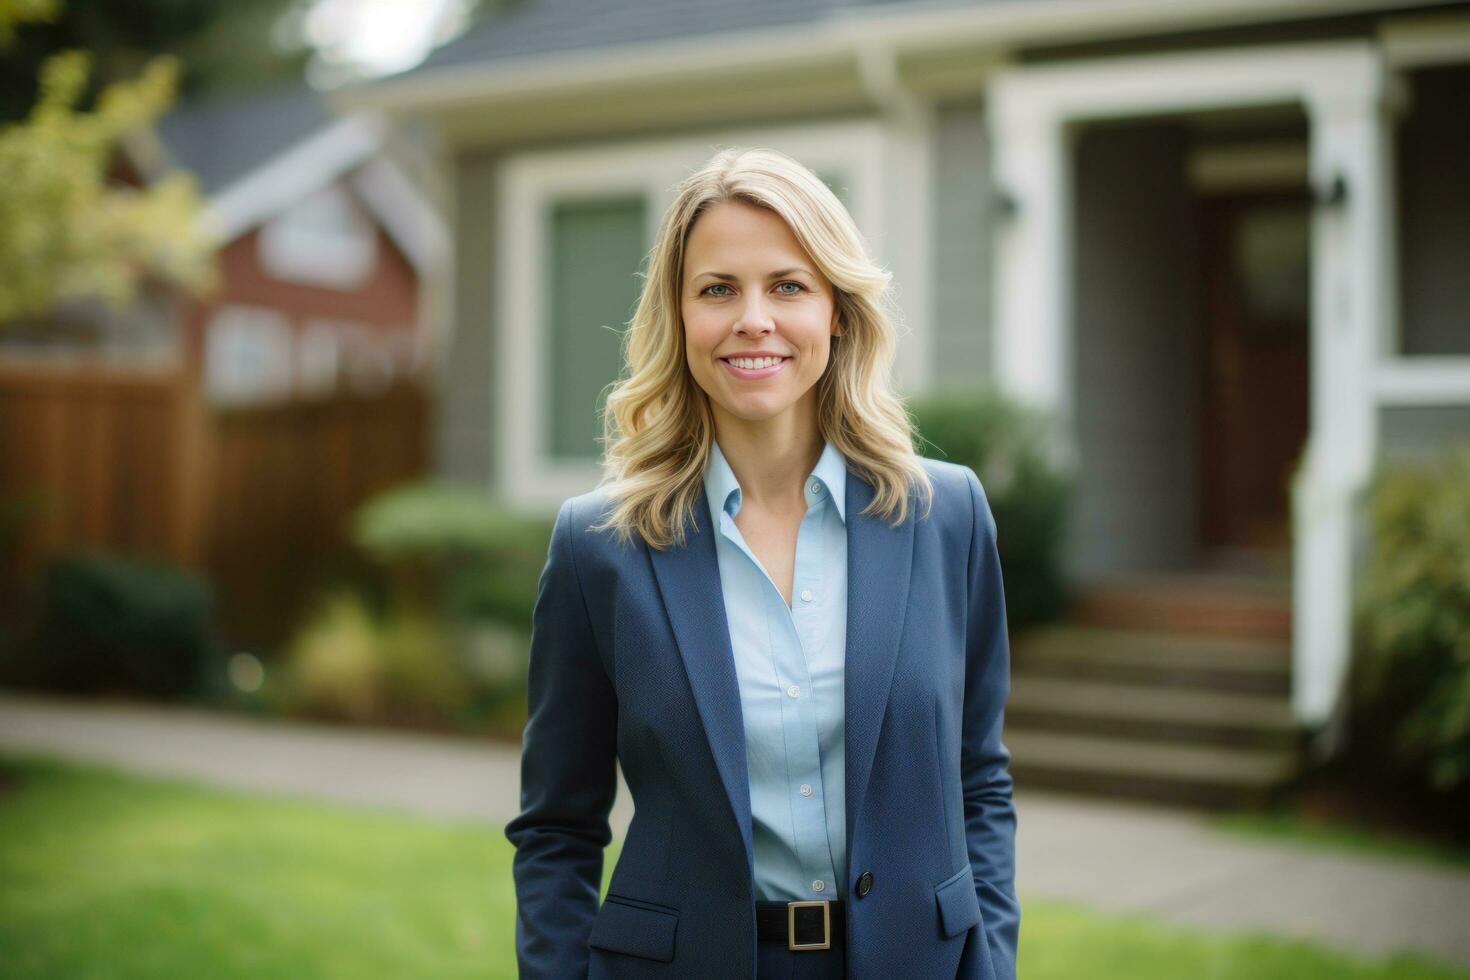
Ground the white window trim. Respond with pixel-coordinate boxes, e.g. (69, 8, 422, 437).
(495, 119, 897, 510)
(1375, 357, 1470, 405)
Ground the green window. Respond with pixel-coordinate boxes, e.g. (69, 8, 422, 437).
(545, 196, 646, 459)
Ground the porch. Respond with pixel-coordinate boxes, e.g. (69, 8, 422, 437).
(988, 35, 1470, 804)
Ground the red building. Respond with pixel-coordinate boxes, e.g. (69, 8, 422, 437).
(151, 86, 447, 406)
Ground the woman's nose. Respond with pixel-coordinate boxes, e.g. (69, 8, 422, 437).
(734, 296, 774, 335)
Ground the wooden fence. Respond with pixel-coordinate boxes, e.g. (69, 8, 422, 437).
(209, 381, 430, 649)
(0, 357, 431, 649)
(0, 360, 208, 598)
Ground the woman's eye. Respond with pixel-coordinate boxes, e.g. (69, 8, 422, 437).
(701, 281, 804, 297)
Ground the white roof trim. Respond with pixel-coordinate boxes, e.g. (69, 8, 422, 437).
(340, 0, 1457, 115)
(200, 114, 388, 244)
(348, 157, 450, 276)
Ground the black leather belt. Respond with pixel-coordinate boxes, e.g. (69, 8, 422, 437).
(755, 899, 845, 951)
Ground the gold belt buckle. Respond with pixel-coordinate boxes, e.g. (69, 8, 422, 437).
(787, 899, 831, 951)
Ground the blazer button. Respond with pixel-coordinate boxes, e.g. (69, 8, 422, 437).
(856, 870, 874, 898)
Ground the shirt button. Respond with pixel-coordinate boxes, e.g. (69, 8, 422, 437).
(800, 589, 813, 602)
(799, 783, 813, 797)
(812, 880, 825, 893)
(787, 684, 800, 698)
(809, 481, 822, 495)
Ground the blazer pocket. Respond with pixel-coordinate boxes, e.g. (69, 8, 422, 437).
(934, 865, 983, 939)
(588, 895, 679, 963)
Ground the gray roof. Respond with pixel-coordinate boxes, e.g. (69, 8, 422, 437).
(155, 86, 335, 196)
(407, 0, 978, 76)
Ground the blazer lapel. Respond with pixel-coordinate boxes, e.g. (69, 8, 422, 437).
(843, 467, 917, 856)
(647, 494, 754, 874)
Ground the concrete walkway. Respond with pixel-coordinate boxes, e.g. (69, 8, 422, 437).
(2, 689, 1468, 969)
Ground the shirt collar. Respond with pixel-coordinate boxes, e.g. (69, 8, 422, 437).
(703, 437, 848, 525)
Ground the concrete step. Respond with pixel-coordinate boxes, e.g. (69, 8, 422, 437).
(1013, 625, 1291, 696)
(1069, 573, 1292, 641)
(1006, 675, 1299, 750)
(1004, 729, 1299, 809)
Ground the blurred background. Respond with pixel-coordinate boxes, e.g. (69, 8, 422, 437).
(1, 0, 1468, 977)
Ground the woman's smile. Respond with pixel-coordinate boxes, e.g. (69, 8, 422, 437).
(720, 355, 791, 379)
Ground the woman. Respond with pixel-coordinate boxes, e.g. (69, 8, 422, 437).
(507, 147, 1018, 980)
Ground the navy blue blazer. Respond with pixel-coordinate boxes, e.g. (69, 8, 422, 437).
(507, 456, 1019, 980)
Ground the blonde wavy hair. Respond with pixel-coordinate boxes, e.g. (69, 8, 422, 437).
(591, 146, 934, 550)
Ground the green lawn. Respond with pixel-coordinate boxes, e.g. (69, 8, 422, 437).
(1, 754, 1466, 980)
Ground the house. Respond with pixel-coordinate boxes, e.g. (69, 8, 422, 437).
(344, 0, 1470, 805)
(151, 85, 449, 406)
(0, 85, 448, 406)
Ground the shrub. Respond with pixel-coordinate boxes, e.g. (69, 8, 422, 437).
(267, 483, 554, 737)
(281, 590, 383, 722)
(910, 387, 1075, 626)
(281, 589, 477, 727)
(5, 551, 223, 699)
(352, 482, 553, 630)
(452, 619, 532, 735)
(0, 488, 54, 662)
(1351, 446, 1470, 792)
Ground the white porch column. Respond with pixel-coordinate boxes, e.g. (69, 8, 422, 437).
(1293, 60, 1394, 725)
(988, 92, 1076, 469)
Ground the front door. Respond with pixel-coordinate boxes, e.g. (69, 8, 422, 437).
(1197, 190, 1311, 552)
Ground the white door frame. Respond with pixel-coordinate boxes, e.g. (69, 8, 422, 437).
(987, 41, 1397, 726)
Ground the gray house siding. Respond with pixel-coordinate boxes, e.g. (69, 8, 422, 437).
(436, 149, 501, 488)
(929, 101, 994, 390)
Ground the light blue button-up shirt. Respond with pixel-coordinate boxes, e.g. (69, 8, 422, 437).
(702, 437, 848, 902)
